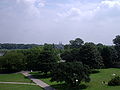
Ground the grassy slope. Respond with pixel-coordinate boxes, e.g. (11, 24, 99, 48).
(37, 68, 120, 90)
(0, 73, 32, 83)
(0, 84, 43, 90)
(85, 68, 120, 90)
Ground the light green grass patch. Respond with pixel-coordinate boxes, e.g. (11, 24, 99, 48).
(0, 73, 32, 83)
(0, 83, 43, 90)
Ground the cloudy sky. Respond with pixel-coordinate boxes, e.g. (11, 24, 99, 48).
(0, 0, 120, 45)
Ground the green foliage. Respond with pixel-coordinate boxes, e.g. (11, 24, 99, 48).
(113, 35, 120, 46)
(0, 51, 25, 72)
(60, 50, 73, 61)
(79, 43, 104, 69)
(101, 46, 118, 68)
(22, 45, 60, 73)
(61, 43, 104, 69)
(108, 76, 120, 86)
(50, 62, 90, 87)
(113, 35, 120, 62)
(69, 38, 84, 48)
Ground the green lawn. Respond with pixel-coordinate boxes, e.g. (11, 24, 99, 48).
(31, 68, 120, 90)
(85, 68, 120, 90)
(0, 83, 43, 90)
(0, 73, 32, 83)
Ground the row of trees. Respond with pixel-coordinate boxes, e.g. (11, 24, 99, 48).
(0, 44, 60, 73)
(0, 43, 39, 49)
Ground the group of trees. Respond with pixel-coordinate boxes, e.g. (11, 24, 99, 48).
(0, 35, 120, 87)
(0, 44, 60, 73)
(62, 36, 120, 69)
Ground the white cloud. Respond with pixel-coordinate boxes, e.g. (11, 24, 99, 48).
(101, 0, 120, 8)
(0, 0, 120, 44)
(56, 0, 120, 21)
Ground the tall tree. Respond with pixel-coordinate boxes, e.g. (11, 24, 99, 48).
(101, 46, 118, 68)
(79, 43, 104, 69)
(69, 38, 84, 48)
(50, 62, 90, 87)
(113, 35, 120, 62)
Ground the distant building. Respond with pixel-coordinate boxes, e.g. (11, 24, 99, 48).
(54, 42, 64, 50)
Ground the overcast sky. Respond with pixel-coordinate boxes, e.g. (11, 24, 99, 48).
(0, 0, 120, 45)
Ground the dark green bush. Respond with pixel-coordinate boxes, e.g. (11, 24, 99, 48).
(108, 76, 120, 86)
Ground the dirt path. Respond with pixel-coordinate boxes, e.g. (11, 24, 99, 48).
(21, 71, 56, 90)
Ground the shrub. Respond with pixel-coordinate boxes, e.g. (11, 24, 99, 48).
(108, 76, 120, 86)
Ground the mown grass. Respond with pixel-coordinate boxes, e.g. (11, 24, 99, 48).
(0, 83, 43, 90)
(31, 68, 120, 90)
(85, 68, 120, 90)
(0, 73, 32, 83)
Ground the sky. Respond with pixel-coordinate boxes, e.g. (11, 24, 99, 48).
(0, 0, 120, 45)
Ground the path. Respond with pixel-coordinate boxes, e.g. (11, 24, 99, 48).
(0, 82, 36, 85)
(21, 71, 56, 90)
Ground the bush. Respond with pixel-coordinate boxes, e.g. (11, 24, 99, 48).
(108, 76, 120, 86)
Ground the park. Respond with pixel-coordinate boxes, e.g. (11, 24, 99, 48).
(0, 36, 120, 90)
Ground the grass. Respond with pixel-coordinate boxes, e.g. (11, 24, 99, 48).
(85, 68, 120, 90)
(0, 73, 32, 83)
(0, 83, 43, 90)
(31, 68, 120, 90)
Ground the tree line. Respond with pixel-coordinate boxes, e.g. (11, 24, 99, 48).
(0, 43, 39, 49)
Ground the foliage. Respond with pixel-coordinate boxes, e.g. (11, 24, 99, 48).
(50, 62, 90, 87)
(79, 43, 104, 69)
(0, 51, 25, 72)
(69, 38, 84, 48)
(113, 35, 120, 62)
(113, 35, 120, 46)
(22, 44, 60, 73)
(100, 46, 118, 68)
(108, 76, 120, 86)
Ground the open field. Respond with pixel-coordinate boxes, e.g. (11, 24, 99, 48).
(0, 73, 32, 83)
(31, 68, 120, 90)
(0, 83, 43, 90)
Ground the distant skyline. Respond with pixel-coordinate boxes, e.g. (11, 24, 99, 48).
(0, 0, 120, 45)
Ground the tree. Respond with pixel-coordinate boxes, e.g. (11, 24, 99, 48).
(0, 51, 25, 72)
(113, 35, 120, 62)
(24, 44, 59, 73)
(69, 38, 84, 48)
(37, 50, 59, 74)
(50, 62, 90, 87)
(79, 43, 104, 69)
(113, 35, 120, 46)
(61, 49, 79, 62)
(101, 46, 118, 68)
(23, 47, 43, 70)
